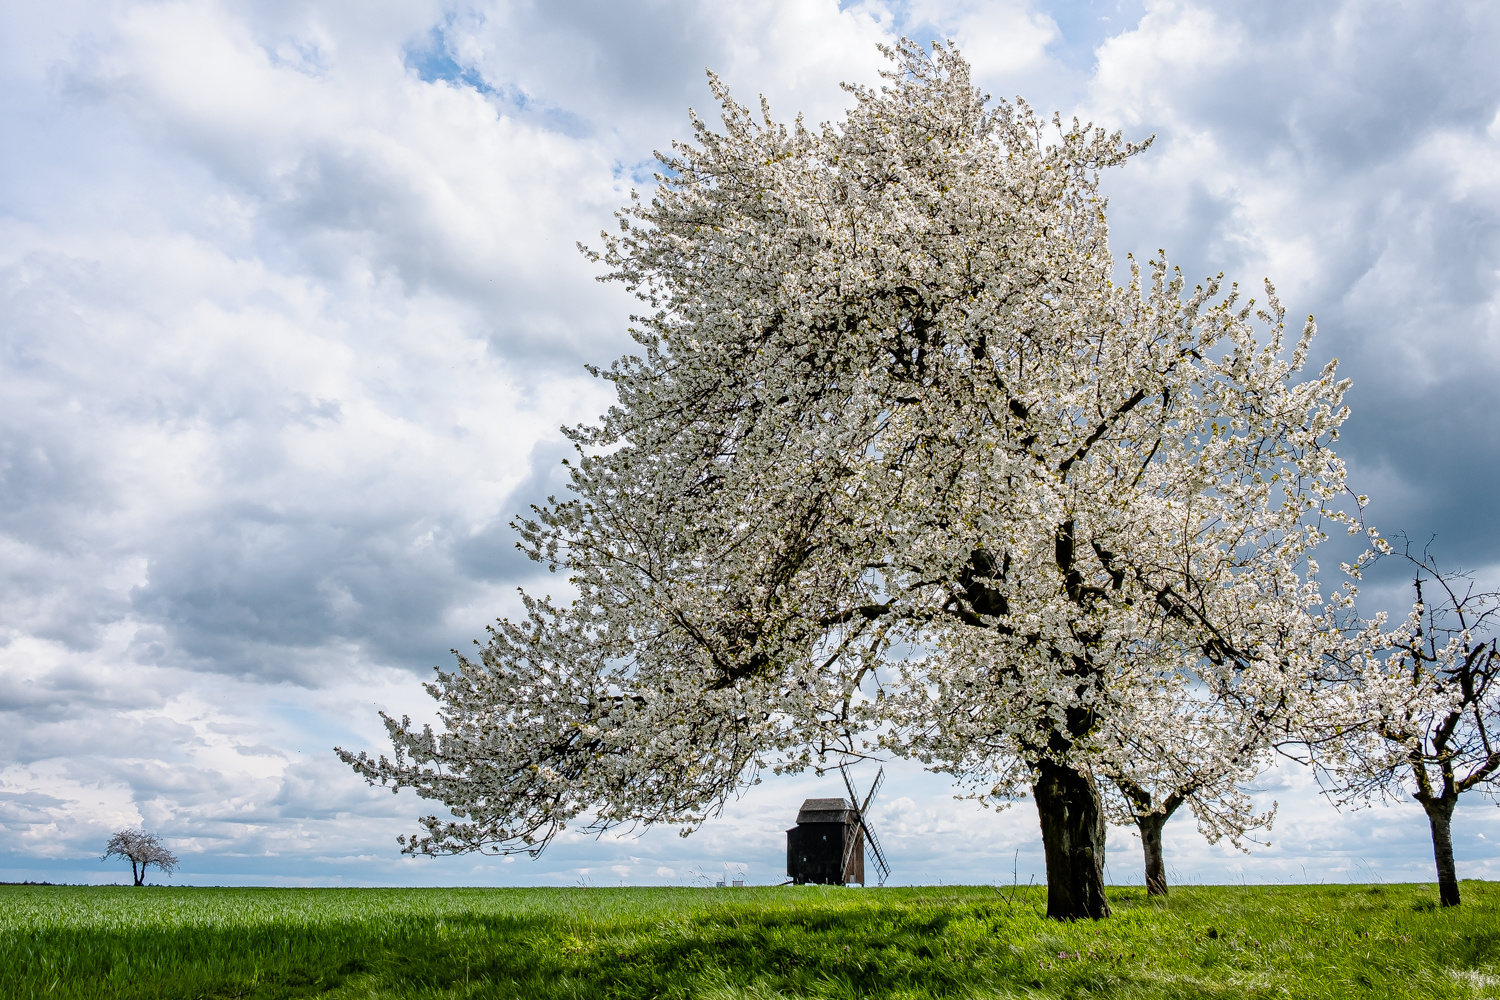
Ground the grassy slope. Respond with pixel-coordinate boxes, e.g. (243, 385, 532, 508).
(3, 882, 1498, 999)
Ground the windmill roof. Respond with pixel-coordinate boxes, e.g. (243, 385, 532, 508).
(796, 797, 854, 824)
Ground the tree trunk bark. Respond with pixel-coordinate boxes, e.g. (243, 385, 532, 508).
(1423, 797, 1460, 907)
(1033, 760, 1111, 920)
(1138, 813, 1168, 897)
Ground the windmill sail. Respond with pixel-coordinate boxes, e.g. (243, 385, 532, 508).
(841, 764, 892, 887)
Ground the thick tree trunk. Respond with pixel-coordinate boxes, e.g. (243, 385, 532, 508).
(1033, 760, 1111, 920)
(1138, 813, 1168, 897)
(1423, 797, 1460, 907)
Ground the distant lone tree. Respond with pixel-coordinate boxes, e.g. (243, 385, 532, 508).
(340, 41, 1364, 921)
(103, 830, 179, 886)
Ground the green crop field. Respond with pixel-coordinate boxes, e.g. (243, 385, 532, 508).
(4, 882, 1499, 999)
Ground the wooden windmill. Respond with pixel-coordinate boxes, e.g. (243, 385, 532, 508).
(785, 765, 891, 886)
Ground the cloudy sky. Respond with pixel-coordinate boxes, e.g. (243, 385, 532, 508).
(2, 0, 1498, 889)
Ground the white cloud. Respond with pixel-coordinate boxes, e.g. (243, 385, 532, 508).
(904, 0, 1058, 81)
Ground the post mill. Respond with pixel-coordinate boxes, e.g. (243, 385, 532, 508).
(785, 766, 891, 886)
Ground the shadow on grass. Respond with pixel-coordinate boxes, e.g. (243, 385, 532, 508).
(0, 895, 1051, 1000)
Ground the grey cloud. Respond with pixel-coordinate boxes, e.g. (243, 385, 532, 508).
(442, 0, 726, 144)
(0, 665, 158, 723)
(130, 505, 457, 673)
(266, 754, 407, 822)
(1164, 14, 1478, 171)
(1088, 0, 1500, 568)
(0, 789, 72, 821)
(2, 690, 253, 767)
(119, 423, 580, 679)
(454, 435, 579, 583)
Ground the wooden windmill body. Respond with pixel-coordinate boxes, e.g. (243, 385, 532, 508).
(785, 767, 891, 886)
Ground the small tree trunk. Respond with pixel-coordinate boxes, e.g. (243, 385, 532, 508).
(1033, 760, 1111, 920)
(1423, 797, 1460, 907)
(1138, 813, 1168, 897)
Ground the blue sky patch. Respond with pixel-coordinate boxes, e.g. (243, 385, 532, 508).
(404, 26, 494, 95)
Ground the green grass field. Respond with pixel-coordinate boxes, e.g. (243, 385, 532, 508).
(4, 882, 1498, 999)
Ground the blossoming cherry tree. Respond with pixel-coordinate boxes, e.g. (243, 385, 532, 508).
(340, 41, 1363, 921)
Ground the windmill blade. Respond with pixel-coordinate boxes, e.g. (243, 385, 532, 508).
(841, 763, 891, 886)
(840, 767, 876, 881)
(862, 818, 891, 886)
(839, 763, 860, 815)
(860, 767, 884, 815)
(839, 822, 861, 882)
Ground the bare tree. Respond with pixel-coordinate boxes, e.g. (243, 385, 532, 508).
(102, 830, 179, 886)
(1317, 541, 1500, 907)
